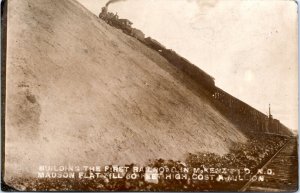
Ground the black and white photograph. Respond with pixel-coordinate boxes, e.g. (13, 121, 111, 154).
(1, 0, 298, 191)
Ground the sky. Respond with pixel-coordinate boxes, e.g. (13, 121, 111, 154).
(78, 0, 298, 132)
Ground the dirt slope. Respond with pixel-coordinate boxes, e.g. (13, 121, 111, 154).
(5, 0, 247, 179)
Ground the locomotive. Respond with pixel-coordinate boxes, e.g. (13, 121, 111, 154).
(99, 7, 145, 40)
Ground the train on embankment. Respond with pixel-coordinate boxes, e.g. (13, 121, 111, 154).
(98, 7, 293, 137)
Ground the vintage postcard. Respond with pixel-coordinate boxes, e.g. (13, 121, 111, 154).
(1, 0, 298, 191)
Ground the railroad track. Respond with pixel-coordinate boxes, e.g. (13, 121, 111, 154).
(239, 138, 298, 192)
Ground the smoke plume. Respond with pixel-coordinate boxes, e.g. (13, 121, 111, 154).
(106, 0, 127, 7)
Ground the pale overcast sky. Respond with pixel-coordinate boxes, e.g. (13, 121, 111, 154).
(78, 0, 298, 131)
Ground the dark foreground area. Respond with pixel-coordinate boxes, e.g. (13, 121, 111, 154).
(243, 138, 298, 192)
(4, 133, 296, 192)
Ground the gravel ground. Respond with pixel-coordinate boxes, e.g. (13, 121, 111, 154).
(5, 134, 288, 191)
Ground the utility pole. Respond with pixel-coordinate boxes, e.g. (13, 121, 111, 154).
(269, 103, 273, 119)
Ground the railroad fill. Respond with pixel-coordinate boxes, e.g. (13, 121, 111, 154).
(3, 0, 296, 191)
